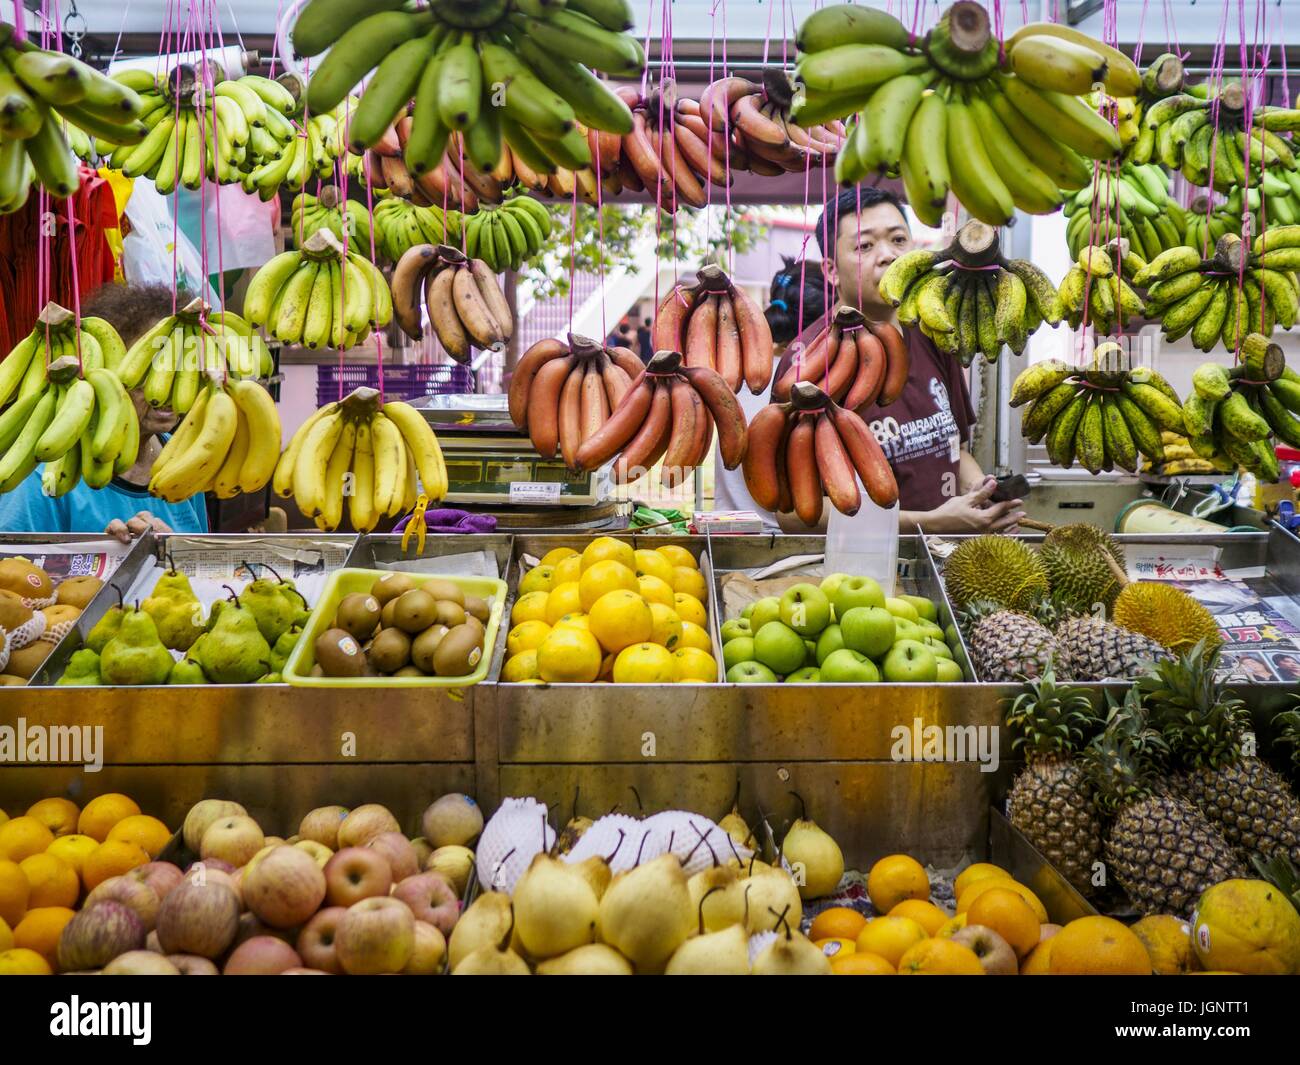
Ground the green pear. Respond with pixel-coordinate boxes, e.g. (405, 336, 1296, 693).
(143, 565, 204, 652)
(205, 598, 226, 632)
(168, 656, 207, 684)
(268, 627, 302, 674)
(57, 649, 102, 686)
(237, 562, 297, 644)
(256, 671, 282, 683)
(100, 607, 174, 686)
(85, 589, 126, 654)
(194, 588, 273, 684)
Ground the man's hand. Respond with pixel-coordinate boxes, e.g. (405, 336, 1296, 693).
(105, 511, 174, 544)
(918, 476, 1024, 534)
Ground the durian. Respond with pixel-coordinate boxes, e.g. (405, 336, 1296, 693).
(1039, 524, 1127, 613)
(1111, 582, 1222, 654)
(943, 536, 1049, 612)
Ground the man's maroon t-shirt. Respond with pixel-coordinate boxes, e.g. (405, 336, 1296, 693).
(784, 319, 975, 512)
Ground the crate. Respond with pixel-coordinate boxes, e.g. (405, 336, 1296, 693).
(316, 364, 473, 406)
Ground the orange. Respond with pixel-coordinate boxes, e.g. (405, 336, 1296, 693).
(45, 834, 99, 884)
(0, 947, 52, 975)
(935, 913, 968, 938)
(588, 590, 653, 654)
(966, 887, 1040, 958)
(578, 560, 638, 612)
(672, 647, 717, 682)
(855, 916, 928, 968)
(0, 859, 29, 928)
(501, 650, 540, 683)
(648, 603, 683, 650)
(1020, 938, 1054, 975)
(612, 643, 676, 684)
(957, 877, 1048, 923)
(510, 590, 550, 626)
(598, 653, 616, 682)
(76, 793, 140, 843)
(677, 621, 712, 653)
(633, 548, 675, 586)
(518, 565, 556, 596)
(671, 566, 709, 602)
(831, 950, 895, 975)
(106, 814, 172, 858)
(26, 797, 79, 838)
(581, 536, 636, 573)
(1049, 916, 1152, 975)
(810, 907, 869, 942)
(866, 854, 930, 914)
(815, 937, 856, 959)
(18, 853, 78, 909)
(672, 593, 707, 628)
(0, 915, 11, 952)
(553, 612, 590, 633)
(538, 546, 578, 568)
(544, 581, 583, 625)
(536, 626, 602, 683)
(81, 840, 149, 892)
(897, 937, 985, 975)
(953, 861, 1009, 898)
(656, 545, 697, 570)
(636, 574, 676, 609)
(888, 899, 949, 936)
(0, 816, 54, 862)
(506, 620, 552, 658)
(552, 554, 583, 587)
(1131, 915, 1201, 975)
(13, 906, 75, 969)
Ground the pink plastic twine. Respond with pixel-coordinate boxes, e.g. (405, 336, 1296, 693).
(48, 0, 84, 367)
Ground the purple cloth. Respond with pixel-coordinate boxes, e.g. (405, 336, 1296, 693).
(392, 509, 498, 535)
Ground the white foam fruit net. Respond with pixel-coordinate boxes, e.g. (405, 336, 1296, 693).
(475, 797, 555, 895)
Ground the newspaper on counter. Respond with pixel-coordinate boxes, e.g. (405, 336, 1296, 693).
(0, 540, 135, 582)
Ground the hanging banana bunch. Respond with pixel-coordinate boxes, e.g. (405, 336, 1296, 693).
(1056, 242, 1148, 336)
(462, 195, 552, 274)
(390, 244, 513, 362)
(1063, 162, 1186, 262)
(290, 190, 374, 257)
(372, 195, 460, 264)
(272, 387, 447, 532)
(1123, 51, 1187, 164)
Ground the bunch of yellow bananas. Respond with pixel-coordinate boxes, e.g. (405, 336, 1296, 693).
(0, 22, 146, 211)
(0, 304, 137, 495)
(149, 376, 282, 503)
(273, 389, 447, 532)
(808, 4, 1134, 226)
(244, 232, 392, 350)
(1057, 244, 1147, 335)
(244, 75, 367, 201)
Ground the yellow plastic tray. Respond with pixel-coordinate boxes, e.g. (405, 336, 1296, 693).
(283, 568, 507, 688)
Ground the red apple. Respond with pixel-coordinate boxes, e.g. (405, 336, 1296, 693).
(186, 858, 235, 877)
(323, 847, 393, 907)
(130, 861, 184, 900)
(337, 804, 401, 848)
(951, 925, 1018, 976)
(200, 815, 265, 868)
(243, 845, 327, 928)
(392, 872, 460, 936)
(231, 911, 299, 951)
(85, 876, 160, 933)
(224, 935, 304, 975)
(282, 967, 330, 974)
(402, 920, 447, 975)
(156, 881, 240, 959)
(168, 954, 219, 975)
(367, 832, 419, 882)
(102, 951, 180, 975)
(183, 799, 247, 853)
(145, 930, 162, 954)
(299, 805, 349, 849)
(297, 907, 347, 974)
(58, 901, 146, 972)
(335, 897, 415, 975)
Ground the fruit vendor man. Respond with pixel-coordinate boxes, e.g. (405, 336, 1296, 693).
(715, 187, 1025, 535)
(0, 283, 210, 542)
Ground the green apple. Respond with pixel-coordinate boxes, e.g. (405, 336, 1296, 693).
(741, 603, 755, 620)
(778, 583, 832, 637)
(723, 637, 756, 670)
(727, 661, 778, 683)
(899, 594, 939, 622)
(925, 637, 954, 660)
(882, 639, 938, 682)
(819, 573, 851, 602)
(935, 657, 964, 682)
(819, 648, 880, 683)
(749, 596, 782, 634)
(720, 618, 753, 642)
(804, 640, 818, 666)
(916, 620, 945, 642)
(884, 596, 920, 623)
(839, 606, 896, 660)
(786, 666, 821, 683)
(944, 623, 960, 646)
(892, 618, 924, 644)
(815, 623, 846, 665)
(752, 621, 807, 675)
(830, 575, 886, 620)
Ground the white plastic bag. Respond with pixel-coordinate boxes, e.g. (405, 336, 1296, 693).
(121, 182, 218, 302)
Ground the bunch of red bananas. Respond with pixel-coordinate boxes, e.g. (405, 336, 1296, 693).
(744, 383, 898, 524)
(771, 307, 911, 412)
(369, 120, 502, 212)
(651, 265, 775, 394)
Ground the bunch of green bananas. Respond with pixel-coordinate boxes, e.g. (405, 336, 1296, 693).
(296, 0, 641, 178)
(291, 191, 374, 257)
(373, 195, 459, 263)
(1010, 354, 1183, 474)
(0, 22, 146, 211)
(1063, 163, 1186, 262)
(1121, 51, 1187, 163)
(1183, 193, 1245, 251)
(1182, 340, 1300, 480)
(0, 304, 138, 495)
(1056, 244, 1147, 335)
(244, 231, 392, 350)
(804, 4, 1132, 226)
(1133, 231, 1299, 351)
(879, 225, 1059, 366)
(463, 195, 551, 273)
(114, 301, 272, 417)
(245, 79, 367, 201)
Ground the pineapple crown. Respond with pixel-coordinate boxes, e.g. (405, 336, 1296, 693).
(1082, 687, 1170, 815)
(1004, 664, 1097, 756)
(1274, 708, 1300, 777)
(1137, 639, 1248, 771)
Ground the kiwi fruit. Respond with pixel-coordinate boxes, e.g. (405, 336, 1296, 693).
(392, 588, 437, 634)
(420, 579, 464, 606)
(410, 624, 450, 673)
(315, 627, 366, 677)
(432, 623, 484, 677)
(336, 593, 382, 641)
(461, 614, 486, 645)
(392, 665, 424, 678)
(463, 595, 490, 623)
(380, 598, 399, 629)
(433, 600, 466, 628)
(309, 664, 325, 678)
(56, 575, 103, 608)
(5, 641, 51, 678)
(371, 572, 415, 606)
(368, 627, 412, 673)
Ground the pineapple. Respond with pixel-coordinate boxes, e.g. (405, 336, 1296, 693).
(1083, 690, 1245, 916)
(962, 599, 1063, 682)
(1053, 613, 1172, 681)
(1004, 667, 1102, 894)
(1140, 642, 1300, 865)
